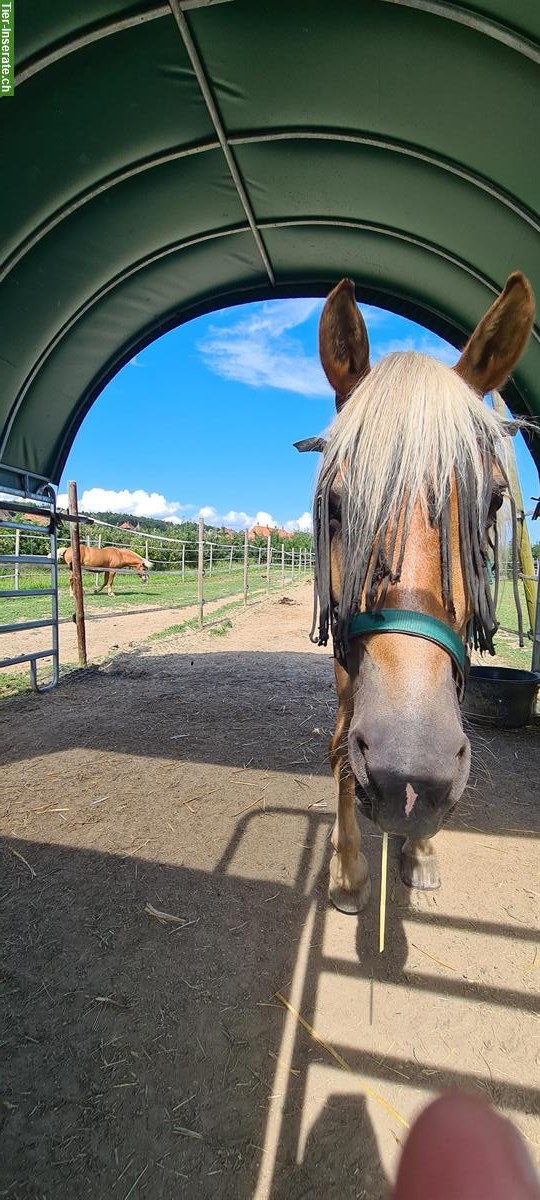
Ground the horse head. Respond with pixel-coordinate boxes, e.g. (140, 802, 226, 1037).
(315, 274, 535, 842)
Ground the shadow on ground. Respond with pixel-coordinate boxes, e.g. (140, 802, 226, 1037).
(1, 645, 538, 1197)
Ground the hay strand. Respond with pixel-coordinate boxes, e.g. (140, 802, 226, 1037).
(275, 991, 409, 1130)
(379, 832, 388, 953)
(144, 902, 188, 926)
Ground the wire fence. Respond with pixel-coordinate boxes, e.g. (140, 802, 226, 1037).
(1, 507, 538, 670)
(0, 515, 315, 655)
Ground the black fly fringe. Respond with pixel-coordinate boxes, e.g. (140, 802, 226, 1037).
(499, 465, 525, 646)
(311, 450, 523, 666)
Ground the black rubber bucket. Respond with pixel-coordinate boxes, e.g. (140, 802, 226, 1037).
(463, 665, 540, 728)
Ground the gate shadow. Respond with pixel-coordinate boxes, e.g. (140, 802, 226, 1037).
(1, 647, 538, 838)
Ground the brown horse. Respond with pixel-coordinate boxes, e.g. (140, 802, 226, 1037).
(309, 272, 534, 913)
(60, 545, 150, 597)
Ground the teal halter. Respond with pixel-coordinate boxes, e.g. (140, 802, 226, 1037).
(348, 609, 466, 682)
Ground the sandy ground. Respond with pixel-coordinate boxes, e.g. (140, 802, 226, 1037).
(6, 591, 251, 677)
(0, 585, 538, 1199)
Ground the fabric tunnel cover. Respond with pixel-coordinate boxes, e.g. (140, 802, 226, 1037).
(1, 0, 539, 491)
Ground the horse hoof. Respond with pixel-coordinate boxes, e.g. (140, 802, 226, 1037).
(328, 876, 371, 914)
(400, 852, 441, 890)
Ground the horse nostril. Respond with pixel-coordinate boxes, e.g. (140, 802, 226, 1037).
(356, 736, 368, 756)
(456, 741, 468, 762)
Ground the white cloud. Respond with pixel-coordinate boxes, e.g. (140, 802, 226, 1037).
(198, 298, 331, 397)
(197, 506, 279, 531)
(55, 487, 309, 534)
(284, 511, 313, 533)
(372, 332, 458, 367)
(199, 296, 459, 395)
(56, 487, 194, 521)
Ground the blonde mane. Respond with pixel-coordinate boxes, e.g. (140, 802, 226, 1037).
(312, 352, 518, 656)
(321, 352, 511, 537)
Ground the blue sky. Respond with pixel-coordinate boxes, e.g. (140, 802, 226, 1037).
(59, 298, 539, 536)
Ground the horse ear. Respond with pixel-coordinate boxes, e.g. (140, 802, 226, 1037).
(319, 278, 370, 412)
(454, 272, 535, 394)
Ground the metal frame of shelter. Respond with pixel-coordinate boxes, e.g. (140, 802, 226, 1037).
(0, 0, 539, 680)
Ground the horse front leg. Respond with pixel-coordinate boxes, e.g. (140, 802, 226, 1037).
(400, 836, 441, 890)
(328, 661, 371, 914)
(107, 571, 116, 596)
(68, 566, 74, 598)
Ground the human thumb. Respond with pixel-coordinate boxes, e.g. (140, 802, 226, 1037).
(393, 1093, 539, 1200)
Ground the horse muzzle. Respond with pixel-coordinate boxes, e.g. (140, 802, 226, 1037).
(349, 722, 470, 838)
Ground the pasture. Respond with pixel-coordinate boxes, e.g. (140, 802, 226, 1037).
(1, 569, 534, 704)
(1, 586, 538, 1199)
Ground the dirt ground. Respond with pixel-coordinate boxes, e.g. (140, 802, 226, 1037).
(1, 584, 538, 1199)
(7, 590, 252, 677)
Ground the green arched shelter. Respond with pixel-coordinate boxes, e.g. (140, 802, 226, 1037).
(1, 0, 539, 492)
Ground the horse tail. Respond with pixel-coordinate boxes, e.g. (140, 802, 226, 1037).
(56, 546, 67, 562)
(144, 557, 151, 569)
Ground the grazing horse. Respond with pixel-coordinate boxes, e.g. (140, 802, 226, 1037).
(308, 272, 534, 913)
(59, 545, 150, 597)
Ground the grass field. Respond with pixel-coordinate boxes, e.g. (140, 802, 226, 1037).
(0, 563, 307, 624)
(0, 567, 536, 690)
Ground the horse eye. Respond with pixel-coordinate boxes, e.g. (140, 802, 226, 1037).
(487, 485, 505, 523)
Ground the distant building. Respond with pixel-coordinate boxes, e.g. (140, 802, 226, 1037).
(119, 521, 137, 531)
(248, 524, 274, 541)
(248, 524, 294, 541)
(0, 508, 49, 527)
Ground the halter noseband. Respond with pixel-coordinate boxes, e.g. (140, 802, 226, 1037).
(348, 608, 467, 695)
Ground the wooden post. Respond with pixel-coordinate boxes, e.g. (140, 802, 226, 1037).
(266, 534, 272, 593)
(197, 516, 204, 628)
(229, 543, 234, 572)
(281, 542, 285, 588)
(258, 545, 262, 569)
(94, 532, 102, 591)
(209, 542, 213, 577)
(532, 563, 540, 673)
(291, 547, 295, 581)
(145, 538, 149, 563)
(14, 528, 20, 590)
(68, 481, 87, 667)
(492, 391, 537, 632)
(181, 543, 185, 583)
(243, 530, 249, 606)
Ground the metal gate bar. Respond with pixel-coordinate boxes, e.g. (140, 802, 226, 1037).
(0, 483, 60, 692)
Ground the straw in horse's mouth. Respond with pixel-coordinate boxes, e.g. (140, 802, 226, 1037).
(355, 780, 376, 821)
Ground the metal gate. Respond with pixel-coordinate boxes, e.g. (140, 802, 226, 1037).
(0, 471, 59, 692)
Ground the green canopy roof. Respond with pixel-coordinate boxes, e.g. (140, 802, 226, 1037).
(1, 0, 539, 491)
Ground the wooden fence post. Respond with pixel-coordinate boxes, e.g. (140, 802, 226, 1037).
(291, 547, 295, 581)
(209, 542, 213, 577)
(258, 545, 262, 569)
(14, 529, 20, 590)
(181, 543, 185, 583)
(243, 530, 249, 606)
(94, 532, 102, 591)
(266, 534, 272, 593)
(281, 542, 285, 588)
(492, 391, 537, 633)
(197, 516, 204, 628)
(229, 544, 234, 572)
(68, 481, 87, 667)
(532, 564, 540, 673)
